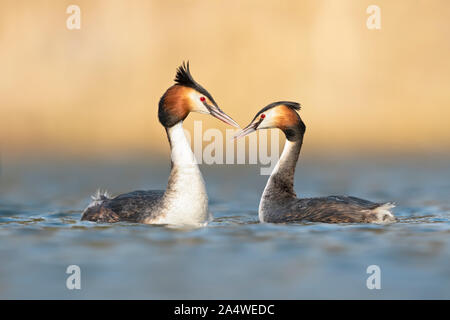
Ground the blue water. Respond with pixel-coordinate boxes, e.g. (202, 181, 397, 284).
(0, 156, 449, 299)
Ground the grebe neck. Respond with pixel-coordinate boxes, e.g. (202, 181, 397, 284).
(158, 121, 209, 225)
(259, 137, 303, 221)
(166, 121, 197, 168)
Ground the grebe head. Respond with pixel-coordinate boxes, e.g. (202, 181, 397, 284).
(158, 62, 239, 128)
(233, 101, 305, 141)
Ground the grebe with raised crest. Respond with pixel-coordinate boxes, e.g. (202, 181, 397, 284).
(234, 101, 396, 224)
(81, 62, 239, 226)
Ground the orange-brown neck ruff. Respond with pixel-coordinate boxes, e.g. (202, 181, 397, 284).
(274, 105, 306, 142)
(158, 85, 191, 128)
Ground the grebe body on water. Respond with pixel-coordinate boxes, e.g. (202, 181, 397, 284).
(81, 63, 239, 226)
(234, 101, 395, 224)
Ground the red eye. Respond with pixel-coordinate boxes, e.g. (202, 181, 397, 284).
(200, 97, 206, 102)
(260, 114, 266, 119)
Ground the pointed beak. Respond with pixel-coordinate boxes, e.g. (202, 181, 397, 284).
(208, 105, 240, 128)
(232, 122, 257, 139)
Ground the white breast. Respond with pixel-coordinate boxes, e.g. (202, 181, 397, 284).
(148, 122, 210, 226)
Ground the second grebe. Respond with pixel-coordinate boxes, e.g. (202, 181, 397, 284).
(234, 101, 396, 224)
(81, 62, 239, 226)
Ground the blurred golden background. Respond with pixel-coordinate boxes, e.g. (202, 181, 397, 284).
(1, 0, 450, 159)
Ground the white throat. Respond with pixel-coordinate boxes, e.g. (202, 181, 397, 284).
(168, 121, 198, 167)
(152, 122, 209, 226)
(259, 139, 301, 222)
(269, 139, 299, 178)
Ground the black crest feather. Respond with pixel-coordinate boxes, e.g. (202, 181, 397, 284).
(173, 61, 217, 106)
(174, 61, 197, 88)
(252, 101, 305, 141)
(252, 101, 301, 122)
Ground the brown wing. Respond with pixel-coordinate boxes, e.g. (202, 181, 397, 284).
(81, 190, 165, 223)
(272, 196, 382, 223)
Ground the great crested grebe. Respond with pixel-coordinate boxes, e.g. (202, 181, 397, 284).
(81, 62, 239, 225)
(234, 101, 396, 224)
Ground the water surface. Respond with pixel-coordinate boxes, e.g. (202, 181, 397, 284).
(0, 156, 449, 299)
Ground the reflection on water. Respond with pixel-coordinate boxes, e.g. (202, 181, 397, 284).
(0, 156, 449, 299)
